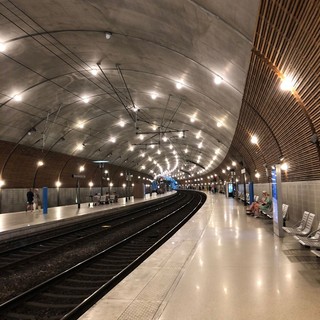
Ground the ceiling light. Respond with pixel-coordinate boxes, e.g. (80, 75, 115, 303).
(118, 120, 125, 127)
(281, 163, 288, 171)
(280, 76, 294, 91)
(82, 96, 89, 103)
(162, 135, 168, 142)
(79, 165, 85, 172)
(232, 161, 236, 166)
(217, 121, 223, 127)
(55, 181, 61, 188)
(0, 179, 5, 187)
(184, 148, 188, 153)
(214, 75, 223, 85)
(176, 82, 183, 89)
(89, 181, 94, 187)
(139, 134, 144, 140)
(129, 145, 134, 151)
(255, 172, 260, 178)
(151, 92, 158, 100)
(251, 135, 258, 144)
(77, 122, 84, 129)
(110, 137, 116, 143)
(76, 143, 84, 151)
(141, 165, 146, 170)
(37, 160, 44, 167)
(13, 94, 22, 102)
(222, 169, 226, 173)
(198, 142, 203, 149)
(0, 42, 6, 52)
(150, 144, 155, 149)
(105, 31, 112, 40)
(90, 69, 98, 76)
(169, 144, 173, 149)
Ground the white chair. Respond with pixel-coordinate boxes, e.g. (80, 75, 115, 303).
(282, 204, 289, 220)
(99, 195, 107, 204)
(93, 194, 100, 206)
(283, 211, 309, 233)
(283, 212, 315, 236)
(109, 194, 115, 203)
(267, 203, 289, 220)
(294, 222, 320, 247)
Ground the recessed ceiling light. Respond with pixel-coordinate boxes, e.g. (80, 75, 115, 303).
(82, 96, 89, 103)
(176, 82, 183, 89)
(90, 69, 98, 76)
(251, 135, 258, 144)
(0, 42, 6, 52)
(214, 75, 223, 85)
(77, 122, 84, 129)
(13, 94, 22, 101)
(280, 76, 294, 91)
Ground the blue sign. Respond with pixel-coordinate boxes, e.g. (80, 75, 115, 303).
(271, 168, 278, 223)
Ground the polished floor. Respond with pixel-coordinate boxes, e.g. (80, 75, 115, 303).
(79, 192, 320, 320)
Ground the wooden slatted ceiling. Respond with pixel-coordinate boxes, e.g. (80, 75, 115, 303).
(209, 0, 320, 184)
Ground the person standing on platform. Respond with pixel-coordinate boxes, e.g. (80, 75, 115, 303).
(34, 188, 41, 211)
(26, 188, 34, 212)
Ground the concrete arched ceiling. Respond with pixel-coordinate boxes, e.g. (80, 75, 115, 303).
(0, 0, 260, 179)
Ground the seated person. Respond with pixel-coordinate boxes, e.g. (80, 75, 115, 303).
(246, 191, 267, 214)
(252, 193, 272, 218)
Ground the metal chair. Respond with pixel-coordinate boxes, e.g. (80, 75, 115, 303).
(282, 211, 309, 233)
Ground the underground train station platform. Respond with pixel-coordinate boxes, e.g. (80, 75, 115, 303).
(0, 191, 176, 242)
(78, 192, 320, 320)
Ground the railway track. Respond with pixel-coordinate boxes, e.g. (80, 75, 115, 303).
(0, 190, 206, 320)
(0, 192, 184, 269)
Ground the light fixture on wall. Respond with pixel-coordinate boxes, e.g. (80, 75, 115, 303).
(56, 180, 62, 188)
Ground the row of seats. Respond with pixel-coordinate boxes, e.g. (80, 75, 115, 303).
(282, 211, 320, 257)
(261, 203, 289, 220)
(238, 192, 250, 205)
(90, 193, 118, 206)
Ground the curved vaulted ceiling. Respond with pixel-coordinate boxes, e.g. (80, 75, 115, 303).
(1, 0, 319, 188)
(0, 0, 260, 180)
